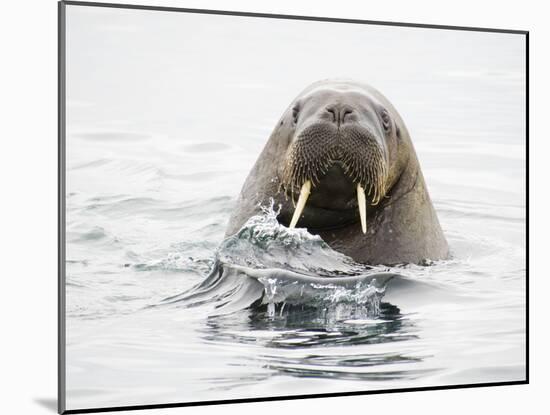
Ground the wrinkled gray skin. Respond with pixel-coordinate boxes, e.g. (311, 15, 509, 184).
(225, 80, 449, 265)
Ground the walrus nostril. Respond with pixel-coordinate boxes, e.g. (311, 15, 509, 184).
(326, 107, 337, 123)
(341, 108, 353, 124)
(326, 106, 354, 126)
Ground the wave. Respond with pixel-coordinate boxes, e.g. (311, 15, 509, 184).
(156, 203, 400, 318)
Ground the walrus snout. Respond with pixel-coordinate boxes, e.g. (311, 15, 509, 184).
(281, 119, 388, 233)
(280, 122, 388, 199)
(324, 104, 356, 127)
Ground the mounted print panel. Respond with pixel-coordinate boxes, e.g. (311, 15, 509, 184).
(59, 1, 528, 413)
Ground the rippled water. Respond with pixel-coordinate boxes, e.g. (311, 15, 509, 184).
(64, 6, 526, 411)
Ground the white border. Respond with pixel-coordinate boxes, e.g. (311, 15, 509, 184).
(1, 1, 543, 414)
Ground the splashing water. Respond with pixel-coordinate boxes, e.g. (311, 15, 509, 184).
(218, 201, 366, 273)
(160, 201, 398, 320)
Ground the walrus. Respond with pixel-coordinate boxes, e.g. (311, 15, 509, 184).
(225, 80, 448, 265)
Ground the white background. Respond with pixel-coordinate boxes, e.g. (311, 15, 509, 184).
(0, 0, 543, 414)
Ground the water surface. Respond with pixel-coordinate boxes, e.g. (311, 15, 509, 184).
(64, 6, 526, 410)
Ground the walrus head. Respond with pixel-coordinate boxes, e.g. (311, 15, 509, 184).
(276, 80, 410, 233)
(225, 79, 448, 264)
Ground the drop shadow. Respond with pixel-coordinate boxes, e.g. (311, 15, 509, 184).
(34, 398, 57, 412)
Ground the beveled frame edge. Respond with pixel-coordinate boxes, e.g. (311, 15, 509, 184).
(58, 1, 67, 413)
(63, 0, 528, 34)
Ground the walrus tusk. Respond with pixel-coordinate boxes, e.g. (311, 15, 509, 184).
(357, 184, 367, 234)
(289, 180, 311, 229)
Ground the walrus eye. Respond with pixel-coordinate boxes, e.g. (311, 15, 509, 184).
(292, 104, 300, 125)
(381, 109, 391, 133)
